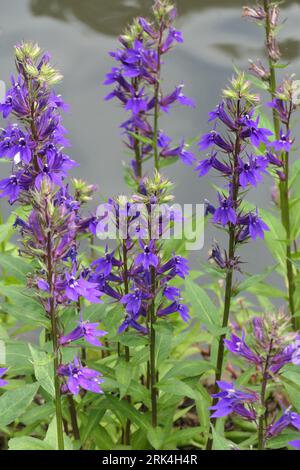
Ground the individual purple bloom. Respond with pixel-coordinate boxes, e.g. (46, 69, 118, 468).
(60, 320, 107, 347)
(12, 135, 33, 164)
(160, 85, 195, 113)
(289, 440, 300, 450)
(0, 368, 8, 387)
(213, 194, 237, 226)
(120, 287, 146, 315)
(210, 381, 258, 420)
(267, 98, 289, 122)
(161, 27, 184, 53)
(266, 151, 283, 167)
(58, 357, 104, 395)
(92, 248, 123, 276)
(240, 115, 273, 147)
(199, 131, 234, 153)
(125, 87, 148, 115)
(35, 152, 78, 190)
(64, 270, 102, 303)
(0, 174, 21, 204)
(118, 315, 148, 335)
(267, 410, 300, 438)
(205, 199, 216, 216)
(224, 332, 262, 365)
(238, 154, 269, 188)
(208, 101, 236, 130)
(269, 129, 293, 152)
(160, 139, 195, 166)
(159, 255, 189, 279)
(135, 240, 158, 270)
(239, 211, 269, 240)
(37, 278, 50, 292)
(163, 285, 180, 301)
(209, 243, 226, 269)
(195, 152, 232, 177)
(157, 300, 190, 322)
(0, 94, 13, 118)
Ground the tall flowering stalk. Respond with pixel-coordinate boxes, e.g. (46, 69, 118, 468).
(213, 312, 300, 450)
(195, 73, 278, 448)
(0, 43, 105, 450)
(91, 172, 190, 429)
(243, 1, 299, 329)
(104, 0, 195, 184)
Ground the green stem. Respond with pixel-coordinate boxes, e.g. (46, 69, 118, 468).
(122, 241, 131, 445)
(258, 340, 273, 450)
(263, 0, 297, 328)
(153, 31, 162, 172)
(206, 100, 241, 450)
(46, 229, 64, 450)
(149, 267, 157, 427)
(67, 395, 80, 442)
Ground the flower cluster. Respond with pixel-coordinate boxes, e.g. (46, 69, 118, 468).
(0, 42, 77, 204)
(90, 173, 190, 334)
(196, 74, 276, 272)
(104, 0, 195, 179)
(1, 42, 105, 397)
(211, 313, 300, 445)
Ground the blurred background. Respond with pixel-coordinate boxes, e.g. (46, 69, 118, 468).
(0, 0, 300, 274)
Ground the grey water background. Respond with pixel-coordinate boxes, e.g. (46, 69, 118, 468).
(0, 0, 300, 281)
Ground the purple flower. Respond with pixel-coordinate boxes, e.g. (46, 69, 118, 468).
(118, 315, 148, 335)
(210, 381, 258, 420)
(120, 287, 147, 315)
(35, 152, 78, 190)
(267, 410, 300, 438)
(159, 255, 189, 279)
(213, 194, 237, 226)
(135, 240, 158, 270)
(239, 211, 269, 240)
(157, 300, 190, 322)
(240, 115, 273, 147)
(64, 270, 102, 303)
(0, 175, 21, 204)
(163, 285, 180, 301)
(225, 332, 262, 365)
(160, 85, 195, 113)
(195, 152, 231, 177)
(208, 101, 236, 130)
(92, 248, 122, 276)
(0, 368, 8, 387)
(0, 94, 13, 118)
(209, 243, 226, 269)
(269, 129, 293, 152)
(238, 155, 269, 188)
(60, 320, 107, 347)
(58, 357, 104, 395)
(199, 131, 234, 153)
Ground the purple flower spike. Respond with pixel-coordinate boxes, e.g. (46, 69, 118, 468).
(58, 357, 104, 395)
(0, 368, 8, 387)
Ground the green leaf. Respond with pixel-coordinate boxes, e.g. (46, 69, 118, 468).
(0, 382, 39, 426)
(115, 359, 132, 399)
(0, 284, 49, 328)
(185, 278, 219, 327)
(163, 360, 213, 380)
(0, 253, 32, 282)
(105, 396, 150, 431)
(29, 345, 55, 397)
(157, 379, 197, 400)
(9, 436, 54, 450)
(212, 427, 239, 450)
(44, 416, 73, 450)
